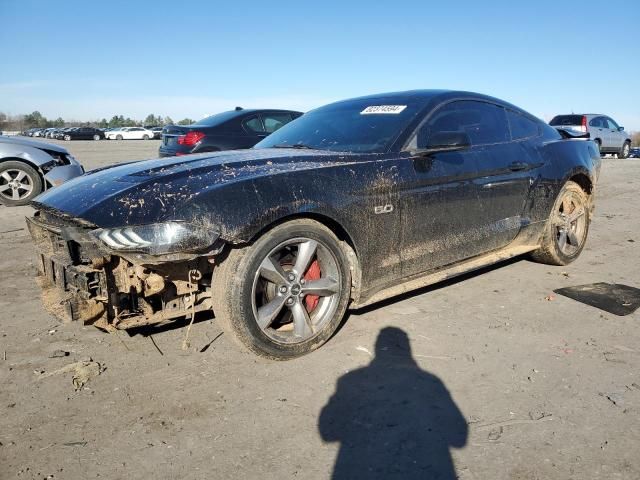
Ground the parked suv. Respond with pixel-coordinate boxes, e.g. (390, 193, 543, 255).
(159, 108, 302, 157)
(549, 114, 631, 158)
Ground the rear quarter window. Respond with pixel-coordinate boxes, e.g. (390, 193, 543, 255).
(507, 110, 540, 140)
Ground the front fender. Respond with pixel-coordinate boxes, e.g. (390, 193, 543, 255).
(181, 173, 357, 245)
(1, 143, 55, 168)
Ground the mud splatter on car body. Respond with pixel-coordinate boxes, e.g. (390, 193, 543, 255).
(26, 90, 601, 331)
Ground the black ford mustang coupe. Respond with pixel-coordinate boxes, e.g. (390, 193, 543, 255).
(27, 90, 601, 359)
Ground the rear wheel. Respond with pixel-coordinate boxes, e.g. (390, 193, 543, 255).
(619, 141, 630, 159)
(531, 181, 590, 266)
(0, 161, 43, 206)
(212, 219, 352, 359)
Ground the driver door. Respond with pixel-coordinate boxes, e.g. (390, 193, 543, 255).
(399, 100, 529, 278)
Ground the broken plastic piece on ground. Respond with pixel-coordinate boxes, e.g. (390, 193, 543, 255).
(554, 283, 640, 316)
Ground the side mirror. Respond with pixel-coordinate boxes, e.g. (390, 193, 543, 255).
(618, 126, 625, 132)
(414, 131, 471, 155)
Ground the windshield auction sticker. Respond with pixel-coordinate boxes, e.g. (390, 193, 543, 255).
(360, 105, 407, 115)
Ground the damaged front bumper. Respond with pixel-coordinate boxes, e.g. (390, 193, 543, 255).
(26, 209, 217, 330)
(43, 163, 85, 188)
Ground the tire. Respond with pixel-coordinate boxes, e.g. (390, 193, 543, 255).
(93, 134, 101, 141)
(619, 141, 630, 159)
(211, 219, 352, 359)
(116, 135, 123, 140)
(64, 135, 71, 141)
(530, 181, 590, 266)
(0, 160, 44, 206)
(142, 134, 149, 140)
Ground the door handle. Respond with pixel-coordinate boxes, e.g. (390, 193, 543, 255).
(509, 162, 529, 172)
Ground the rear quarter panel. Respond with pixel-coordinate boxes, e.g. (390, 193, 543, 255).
(528, 135, 600, 223)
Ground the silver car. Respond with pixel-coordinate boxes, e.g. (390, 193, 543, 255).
(0, 136, 84, 206)
(550, 114, 632, 158)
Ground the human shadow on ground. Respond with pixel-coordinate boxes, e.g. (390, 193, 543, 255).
(319, 327, 468, 479)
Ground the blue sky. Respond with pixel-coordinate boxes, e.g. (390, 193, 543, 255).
(1, 0, 639, 129)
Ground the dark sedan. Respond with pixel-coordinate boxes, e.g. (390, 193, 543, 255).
(159, 108, 302, 157)
(28, 90, 600, 359)
(59, 127, 104, 141)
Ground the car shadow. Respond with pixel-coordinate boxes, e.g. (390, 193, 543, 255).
(125, 310, 214, 337)
(319, 327, 468, 479)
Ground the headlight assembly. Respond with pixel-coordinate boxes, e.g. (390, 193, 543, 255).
(91, 221, 219, 255)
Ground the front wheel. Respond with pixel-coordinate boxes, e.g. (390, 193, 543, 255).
(116, 135, 123, 140)
(0, 161, 43, 206)
(93, 134, 101, 141)
(530, 181, 590, 266)
(142, 134, 149, 140)
(63, 135, 71, 141)
(212, 219, 352, 359)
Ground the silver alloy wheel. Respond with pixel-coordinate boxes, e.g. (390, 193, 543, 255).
(251, 237, 342, 344)
(0, 169, 34, 201)
(623, 143, 630, 157)
(552, 190, 587, 256)
(64, 135, 71, 141)
(93, 134, 100, 140)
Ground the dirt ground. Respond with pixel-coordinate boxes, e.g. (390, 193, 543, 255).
(1, 139, 639, 479)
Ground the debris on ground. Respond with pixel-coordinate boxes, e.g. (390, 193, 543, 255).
(544, 294, 555, 301)
(554, 283, 640, 316)
(62, 441, 88, 447)
(36, 358, 105, 390)
(48, 350, 70, 358)
(355, 345, 372, 356)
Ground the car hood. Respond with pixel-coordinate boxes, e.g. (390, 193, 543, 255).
(32, 148, 357, 228)
(0, 135, 69, 154)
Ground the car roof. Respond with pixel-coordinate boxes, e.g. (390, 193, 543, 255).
(323, 89, 538, 119)
(553, 113, 607, 117)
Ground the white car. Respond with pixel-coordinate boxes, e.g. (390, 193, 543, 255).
(106, 127, 155, 140)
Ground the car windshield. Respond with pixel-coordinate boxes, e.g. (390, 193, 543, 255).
(193, 110, 244, 127)
(255, 98, 425, 153)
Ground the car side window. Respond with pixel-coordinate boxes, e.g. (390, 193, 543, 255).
(411, 100, 509, 148)
(605, 118, 619, 130)
(506, 110, 540, 140)
(243, 116, 265, 133)
(262, 113, 293, 134)
(589, 117, 600, 127)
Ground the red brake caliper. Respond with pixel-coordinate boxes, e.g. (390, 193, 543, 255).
(304, 260, 321, 311)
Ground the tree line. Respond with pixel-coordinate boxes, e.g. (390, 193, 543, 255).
(0, 111, 196, 131)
